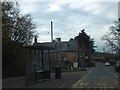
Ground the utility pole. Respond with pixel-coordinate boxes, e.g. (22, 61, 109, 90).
(51, 21, 53, 42)
(103, 48, 106, 62)
(77, 41, 80, 68)
(118, 2, 120, 53)
(117, 2, 120, 88)
(116, 18, 120, 54)
(118, 31, 120, 53)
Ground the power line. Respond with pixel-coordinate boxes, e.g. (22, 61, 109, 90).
(55, 1, 114, 24)
(56, 1, 113, 22)
(53, 21, 69, 27)
(53, 21, 75, 31)
(52, 21, 77, 38)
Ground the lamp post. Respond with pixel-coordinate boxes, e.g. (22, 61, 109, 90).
(116, 18, 120, 54)
(117, 27, 120, 90)
(116, 23, 120, 90)
(118, 31, 120, 52)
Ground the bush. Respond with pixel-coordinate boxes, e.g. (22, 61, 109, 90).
(84, 62, 95, 67)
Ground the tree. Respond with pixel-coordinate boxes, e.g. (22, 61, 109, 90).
(102, 18, 120, 54)
(75, 29, 95, 68)
(2, 1, 36, 78)
(75, 29, 95, 55)
(2, 2, 36, 45)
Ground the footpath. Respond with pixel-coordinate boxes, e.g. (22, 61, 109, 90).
(2, 69, 90, 88)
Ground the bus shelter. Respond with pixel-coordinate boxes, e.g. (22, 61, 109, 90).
(25, 44, 55, 85)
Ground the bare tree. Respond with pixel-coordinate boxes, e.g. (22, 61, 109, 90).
(2, 1, 36, 45)
(102, 18, 120, 54)
(2, 1, 37, 78)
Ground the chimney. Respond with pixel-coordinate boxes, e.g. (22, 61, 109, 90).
(51, 21, 53, 42)
(34, 36, 37, 44)
(56, 38, 61, 43)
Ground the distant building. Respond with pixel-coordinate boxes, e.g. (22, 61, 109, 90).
(33, 36, 96, 69)
(33, 37, 79, 68)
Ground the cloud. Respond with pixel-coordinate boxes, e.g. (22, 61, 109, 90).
(17, 1, 118, 52)
(9, 0, 119, 3)
(18, 2, 37, 14)
(47, 2, 61, 12)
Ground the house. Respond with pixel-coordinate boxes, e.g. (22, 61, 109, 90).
(33, 37, 79, 68)
(33, 36, 95, 69)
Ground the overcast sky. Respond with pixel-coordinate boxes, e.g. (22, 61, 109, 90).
(16, 0, 119, 52)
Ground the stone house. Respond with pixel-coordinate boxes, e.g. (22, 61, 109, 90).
(33, 37, 78, 68)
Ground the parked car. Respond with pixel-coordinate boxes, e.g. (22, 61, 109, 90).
(114, 61, 120, 72)
(105, 62, 110, 66)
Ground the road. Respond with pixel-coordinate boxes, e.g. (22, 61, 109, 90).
(2, 61, 120, 89)
(72, 62, 120, 89)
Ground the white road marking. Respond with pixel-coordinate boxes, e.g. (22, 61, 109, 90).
(113, 80, 118, 85)
(111, 87, 114, 88)
(97, 82, 99, 86)
(84, 83, 88, 86)
(105, 67, 118, 77)
(103, 83, 106, 86)
(72, 67, 94, 88)
(94, 86, 114, 89)
(94, 87, 97, 89)
(60, 77, 79, 88)
(80, 82, 83, 86)
(115, 81, 118, 85)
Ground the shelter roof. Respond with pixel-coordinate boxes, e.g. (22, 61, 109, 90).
(25, 44, 56, 50)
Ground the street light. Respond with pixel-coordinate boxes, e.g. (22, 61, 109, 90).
(116, 18, 120, 53)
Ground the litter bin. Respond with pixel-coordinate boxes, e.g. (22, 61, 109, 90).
(55, 66, 61, 79)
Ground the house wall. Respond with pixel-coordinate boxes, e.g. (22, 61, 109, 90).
(50, 51, 59, 67)
(50, 51, 77, 65)
(64, 52, 77, 62)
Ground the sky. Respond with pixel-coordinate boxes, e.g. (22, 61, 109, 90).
(15, 0, 119, 52)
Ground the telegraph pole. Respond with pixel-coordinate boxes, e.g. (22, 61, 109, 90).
(117, 26, 120, 90)
(51, 21, 53, 42)
(117, 19, 120, 54)
(118, 2, 120, 52)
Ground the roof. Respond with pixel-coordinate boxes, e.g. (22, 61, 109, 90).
(25, 44, 56, 50)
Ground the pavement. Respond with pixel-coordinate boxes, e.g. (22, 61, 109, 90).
(2, 69, 90, 88)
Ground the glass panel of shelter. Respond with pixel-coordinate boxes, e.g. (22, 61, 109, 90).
(32, 50, 42, 71)
(31, 50, 50, 71)
(43, 51, 49, 70)
(25, 47, 51, 85)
